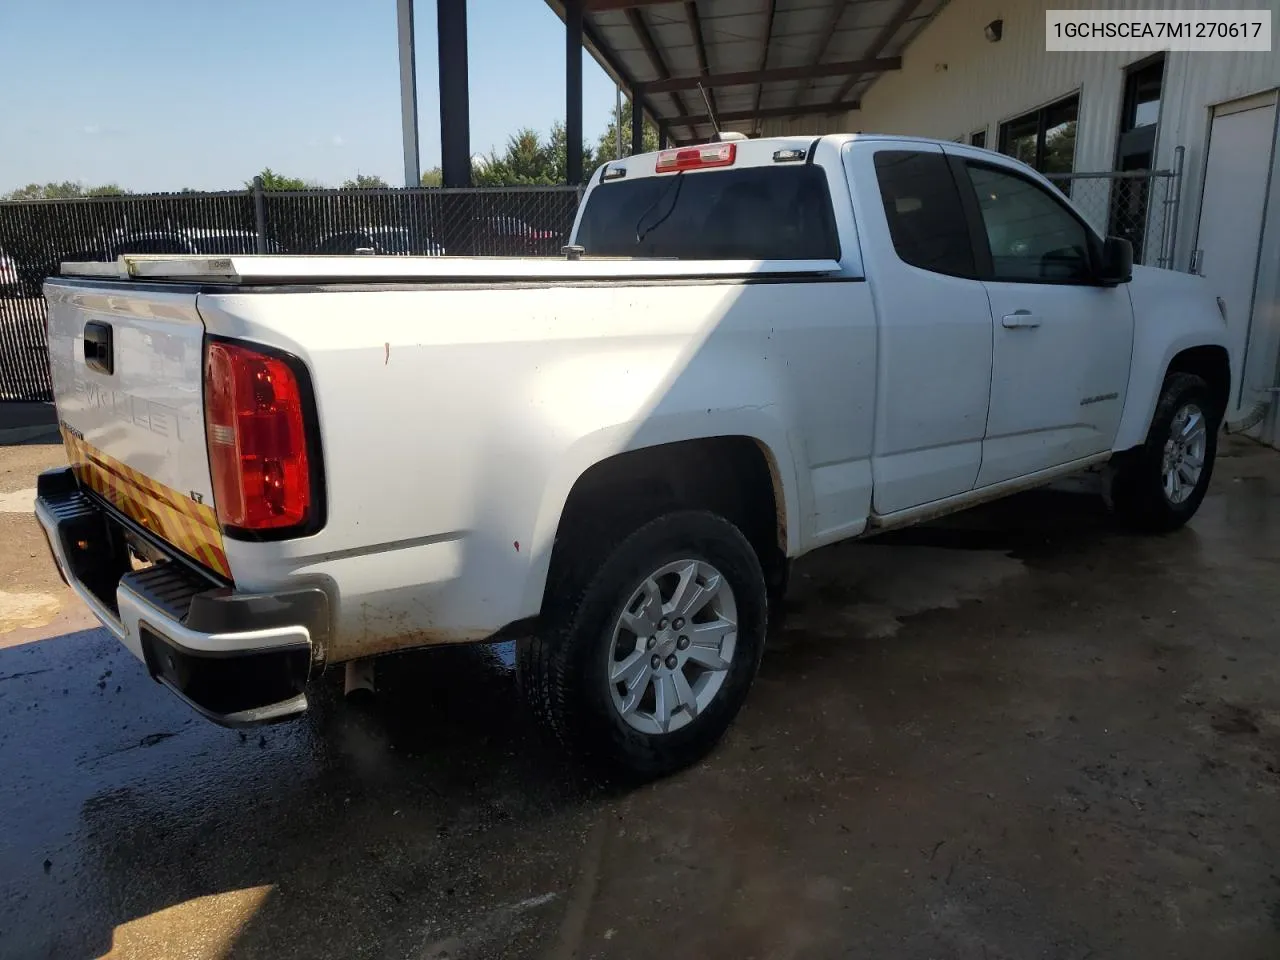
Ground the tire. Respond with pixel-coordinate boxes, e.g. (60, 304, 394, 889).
(516, 510, 767, 781)
(1111, 372, 1219, 532)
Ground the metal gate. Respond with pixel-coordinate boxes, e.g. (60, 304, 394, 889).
(1045, 147, 1185, 270)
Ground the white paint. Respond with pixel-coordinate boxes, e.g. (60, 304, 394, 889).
(0, 488, 35, 513)
(39, 135, 1228, 666)
(1193, 95, 1278, 414)
(841, 141, 992, 513)
(44, 284, 216, 507)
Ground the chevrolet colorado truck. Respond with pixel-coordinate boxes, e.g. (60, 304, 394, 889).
(37, 134, 1231, 779)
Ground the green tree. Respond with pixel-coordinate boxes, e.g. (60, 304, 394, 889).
(595, 97, 659, 162)
(420, 167, 444, 187)
(249, 168, 311, 191)
(342, 173, 390, 189)
(1042, 122, 1077, 175)
(468, 124, 597, 187)
(545, 121, 597, 184)
(3, 180, 130, 200)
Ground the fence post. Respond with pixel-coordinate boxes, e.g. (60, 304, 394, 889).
(1167, 145, 1185, 272)
(252, 176, 268, 254)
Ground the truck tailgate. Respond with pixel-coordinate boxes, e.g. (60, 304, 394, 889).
(44, 281, 229, 579)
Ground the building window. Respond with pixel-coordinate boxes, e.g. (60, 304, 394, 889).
(970, 129, 987, 149)
(998, 95, 1079, 174)
(1122, 55, 1164, 134)
(1109, 55, 1165, 261)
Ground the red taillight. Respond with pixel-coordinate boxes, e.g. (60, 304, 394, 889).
(655, 142, 736, 174)
(205, 340, 312, 533)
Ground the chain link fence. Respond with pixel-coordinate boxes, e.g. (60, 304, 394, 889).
(1047, 148, 1184, 270)
(0, 185, 583, 401)
(0, 162, 1187, 403)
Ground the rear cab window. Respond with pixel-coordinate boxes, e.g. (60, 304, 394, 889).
(575, 162, 840, 261)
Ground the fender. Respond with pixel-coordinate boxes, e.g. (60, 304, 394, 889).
(1113, 267, 1231, 452)
(516, 358, 806, 617)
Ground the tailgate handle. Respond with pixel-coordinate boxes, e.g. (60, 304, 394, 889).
(83, 321, 114, 375)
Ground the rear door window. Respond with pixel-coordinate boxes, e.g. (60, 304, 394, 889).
(872, 150, 977, 277)
(576, 165, 839, 260)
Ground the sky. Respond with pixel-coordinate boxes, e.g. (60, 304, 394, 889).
(0, 0, 619, 193)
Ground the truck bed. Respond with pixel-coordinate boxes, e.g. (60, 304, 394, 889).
(60, 254, 845, 285)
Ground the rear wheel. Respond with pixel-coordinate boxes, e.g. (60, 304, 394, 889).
(1111, 372, 1219, 532)
(516, 510, 767, 781)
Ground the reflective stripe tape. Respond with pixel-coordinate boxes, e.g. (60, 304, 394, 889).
(60, 426, 231, 580)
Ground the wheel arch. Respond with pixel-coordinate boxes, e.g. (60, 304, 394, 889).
(520, 425, 799, 617)
(1114, 335, 1232, 452)
(1167, 345, 1231, 420)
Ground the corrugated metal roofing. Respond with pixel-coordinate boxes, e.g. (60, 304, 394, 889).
(545, 0, 950, 141)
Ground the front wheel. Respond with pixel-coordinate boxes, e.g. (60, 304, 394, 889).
(1111, 372, 1219, 532)
(516, 510, 767, 781)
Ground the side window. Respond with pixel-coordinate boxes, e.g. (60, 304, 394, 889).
(965, 163, 1093, 282)
(872, 150, 976, 277)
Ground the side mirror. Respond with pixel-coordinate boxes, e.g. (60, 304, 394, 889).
(1098, 236, 1133, 285)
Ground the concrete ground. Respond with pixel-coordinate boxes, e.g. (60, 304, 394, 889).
(0, 434, 1278, 960)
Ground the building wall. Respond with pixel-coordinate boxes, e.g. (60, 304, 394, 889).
(764, 0, 1280, 441)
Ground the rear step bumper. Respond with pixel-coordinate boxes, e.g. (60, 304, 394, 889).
(35, 467, 328, 727)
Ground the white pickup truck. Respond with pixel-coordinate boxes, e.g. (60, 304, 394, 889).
(37, 134, 1231, 779)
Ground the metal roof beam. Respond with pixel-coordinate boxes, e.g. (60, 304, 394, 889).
(788, 0, 857, 108)
(830, 0, 926, 104)
(684, 0, 718, 123)
(585, 0, 682, 9)
(545, 0, 669, 154)
(675, 98, 861, 127)
(646, 56, 901, 93)
(750, 0, 779, 133)
(626, 7, 699, 138)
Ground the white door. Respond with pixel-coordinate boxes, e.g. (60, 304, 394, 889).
(1194, 93, 1278, 414)
(957, 159, 1135, 487)
(847, 143, 994, 515)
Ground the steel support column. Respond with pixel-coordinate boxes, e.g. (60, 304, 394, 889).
(437, 0, 471, 188)
(659, 124, 669, 149)
(566, 0, 584, 183)
(396, 0, 421, 187)
(630, 91, 644, 155)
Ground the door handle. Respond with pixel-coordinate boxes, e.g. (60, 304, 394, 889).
(83, 321, 114, 375)
(1001, 311, 1041, 329)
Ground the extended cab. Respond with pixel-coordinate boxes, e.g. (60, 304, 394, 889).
(37, 135, 1231, 779)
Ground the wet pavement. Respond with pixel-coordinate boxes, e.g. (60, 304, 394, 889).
(1, 436, 1278, 959)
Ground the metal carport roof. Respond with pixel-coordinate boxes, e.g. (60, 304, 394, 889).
(543, 0, 949, 143)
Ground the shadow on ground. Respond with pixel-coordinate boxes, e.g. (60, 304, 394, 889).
(1, 442, 1278, 959)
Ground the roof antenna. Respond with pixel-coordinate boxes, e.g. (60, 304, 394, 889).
(698, 81, 720, 138)
(699, 81, 747, 143)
